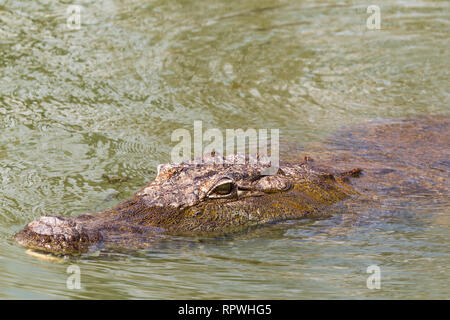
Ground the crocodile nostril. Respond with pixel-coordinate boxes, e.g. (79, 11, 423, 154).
(15, 215, 103, 255)
(28, 216, 80, 236)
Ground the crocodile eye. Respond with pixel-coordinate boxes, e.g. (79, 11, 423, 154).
(208, 179, 235, 198)
(213, 182, 233, 195)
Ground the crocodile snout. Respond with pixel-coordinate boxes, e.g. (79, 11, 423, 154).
(14, 216, 102, 255)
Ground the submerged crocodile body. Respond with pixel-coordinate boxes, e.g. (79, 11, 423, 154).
(14, 115, 449, 256)
(14, 153, 361, 255)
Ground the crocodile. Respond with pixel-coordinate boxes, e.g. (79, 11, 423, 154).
(14, 115, 449, 256)
(14, 153, 361, 255)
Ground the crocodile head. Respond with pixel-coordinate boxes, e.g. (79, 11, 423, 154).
(115, 153, 355, 234)
(14, 153, 356, 255)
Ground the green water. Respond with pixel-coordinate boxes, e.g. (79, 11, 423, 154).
(0, 0, 449, 299)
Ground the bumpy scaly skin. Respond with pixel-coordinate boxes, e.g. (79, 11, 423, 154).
(14, 154, 359, 255)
